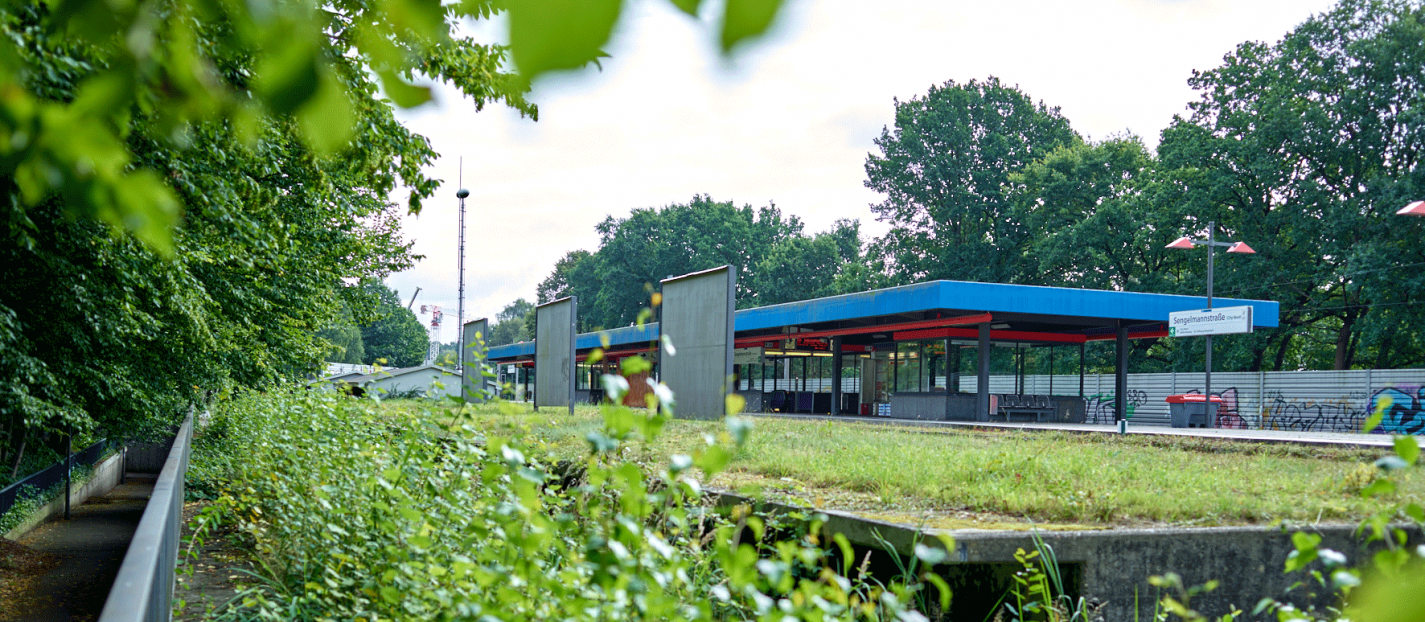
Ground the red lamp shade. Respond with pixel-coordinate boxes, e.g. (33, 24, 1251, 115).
(1397, 201, 1425, 216)
(1165, 236, 1196, 249)
(1226, 241, 1255, 254)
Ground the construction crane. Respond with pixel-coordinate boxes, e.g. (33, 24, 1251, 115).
(405, 287, 421, 310)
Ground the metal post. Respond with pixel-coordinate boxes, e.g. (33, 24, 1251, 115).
(1204, 221, 1217, 427)
(977, 322, 991, 421)
(456, 184, 470, 368)
(64, 420, 71, 520)
(831, 337, 843, 415)
(1079, 342, 1085, 397)
(1115, 322, 1129, 423)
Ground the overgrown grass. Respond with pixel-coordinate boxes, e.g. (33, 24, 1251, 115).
(414, 400, 1422, 528)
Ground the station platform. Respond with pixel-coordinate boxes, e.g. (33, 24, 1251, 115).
(745, 411, 1423, 450)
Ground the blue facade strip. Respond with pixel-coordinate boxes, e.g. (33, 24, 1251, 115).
(735, 280, 1278, 330)
(487, 280, 1280, 361)
(487, 322, 661, 360)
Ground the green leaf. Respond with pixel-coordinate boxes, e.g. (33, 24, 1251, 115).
(1364, 395, 1390, 433)
(1348, 570, 1425, 622)
(1361, 478, 1396, 498)
(719, 0, 785, 53)
(1394, 436, 1420, 466)
(375, 67, 432, 111)
(507, 0, 623, 81)
(914, 542, 948, 565)
(106, 171, 181, 255)
(695, 444, 731, 475)
(666, 0, 701, 16)
(255, 42, 321, 115)
(297, 68, 356, 153)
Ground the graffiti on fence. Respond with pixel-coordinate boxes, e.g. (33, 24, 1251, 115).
(1262, 390, 1368, 433)
(1084, 390, 1148, 424)
(1367, 386, 1425, 435)
(1182, 388, 1246, 429)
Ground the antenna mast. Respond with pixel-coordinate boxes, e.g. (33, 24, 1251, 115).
(456, 160, 469, 372)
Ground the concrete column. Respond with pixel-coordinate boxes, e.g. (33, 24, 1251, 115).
(831, 336, 843, 415)
(977, 322, 991, 422)
(1115, 322, 1129, 423)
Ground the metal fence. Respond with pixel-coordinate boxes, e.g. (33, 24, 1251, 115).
(0, 439, 110, 519)
(98, 412, 195, 622)
(958, 368, 1425, 433)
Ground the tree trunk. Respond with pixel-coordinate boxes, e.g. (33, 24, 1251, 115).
(9, 438, 25, 479)
(1272, 330, 1292, 371)
(1333, 313, 1358, 370)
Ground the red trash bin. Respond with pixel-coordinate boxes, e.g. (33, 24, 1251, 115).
(1165, 394, 1223, 428)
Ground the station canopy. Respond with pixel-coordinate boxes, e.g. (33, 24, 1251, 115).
(486, 280, 1279, 363)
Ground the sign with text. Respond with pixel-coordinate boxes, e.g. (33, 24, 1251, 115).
(1169, 306, 1253, 337)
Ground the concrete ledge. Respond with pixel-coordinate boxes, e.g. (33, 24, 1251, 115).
(713, 489, 1422, 621)
(4, 450, 126, 540)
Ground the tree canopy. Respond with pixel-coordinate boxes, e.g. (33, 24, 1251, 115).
(532, 196, 868, 331)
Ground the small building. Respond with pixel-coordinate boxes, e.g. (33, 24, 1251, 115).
(339, 364, 462, 399)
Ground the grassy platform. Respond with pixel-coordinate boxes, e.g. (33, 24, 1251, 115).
(385, 400, 1422, 529)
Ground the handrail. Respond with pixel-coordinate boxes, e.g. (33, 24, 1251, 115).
(97, 412, 195, 622)
(0, 439, 110, 518)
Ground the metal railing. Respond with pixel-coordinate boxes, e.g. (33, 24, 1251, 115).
(0, 439, 110, 519)
(98, 412, 195, 622)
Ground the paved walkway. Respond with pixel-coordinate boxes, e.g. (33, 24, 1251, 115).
(748, 412, 1422, 449)
(3, 474, 155, 622)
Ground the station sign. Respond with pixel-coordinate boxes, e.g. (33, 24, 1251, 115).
(1168, 306, 1253, 337)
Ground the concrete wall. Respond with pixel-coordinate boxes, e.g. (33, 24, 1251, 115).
(535, 297, 576, 413)
(717, 491, 1422, 622)
(660, 267, 736, 420)
(462, 318, 490, 403)
(4, 451, 125, 540)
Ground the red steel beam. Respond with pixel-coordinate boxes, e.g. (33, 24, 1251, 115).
(732, 313, 993, 348)
(895, 327, 1089, 344)
(1085, 329, 1169, 342)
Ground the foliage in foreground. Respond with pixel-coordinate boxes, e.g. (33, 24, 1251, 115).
(187, 387, 950, 621)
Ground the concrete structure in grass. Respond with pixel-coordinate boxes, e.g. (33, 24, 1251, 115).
(535, 297, 576, 415)
(461, 318, 490, 403)
(659, 266, 736, 420)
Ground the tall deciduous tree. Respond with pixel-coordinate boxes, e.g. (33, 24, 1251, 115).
(864, 77, 1079, 284)
(1158, 0, 1425, 370)
(489, 299, 536, 347)
(360, 283, 429, 368)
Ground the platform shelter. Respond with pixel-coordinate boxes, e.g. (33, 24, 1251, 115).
(486, 280, 1279, 423)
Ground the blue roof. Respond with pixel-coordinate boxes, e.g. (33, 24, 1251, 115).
(486, 280, 1279, 360)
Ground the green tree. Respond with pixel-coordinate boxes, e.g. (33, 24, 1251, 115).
(318, 301, 367, 365)
(864, 77, 1080, 285)
(360, 283, 429, 368)
(1157, 0, 1425, 371)
(489, 298, 535, 347)
(577, 195, 805, 328)
(753, 219, 865, 305)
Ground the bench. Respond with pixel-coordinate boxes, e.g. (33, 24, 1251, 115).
(997, 394, 1056, 422)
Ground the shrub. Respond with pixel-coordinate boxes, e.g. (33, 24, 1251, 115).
(188, 386, 946, 620)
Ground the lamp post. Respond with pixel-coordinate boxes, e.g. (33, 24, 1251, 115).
(1166, 221, 1255, 422)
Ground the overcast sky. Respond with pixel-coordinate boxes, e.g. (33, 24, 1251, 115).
(390, 0, 1338, 342)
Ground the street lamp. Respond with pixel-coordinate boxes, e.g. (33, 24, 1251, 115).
(1166, 220, 1255, 423)
(1397, 201, 1425, 216)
